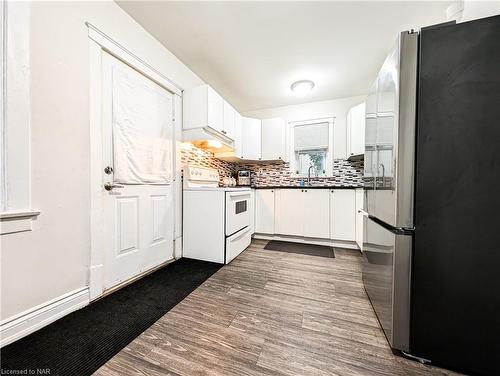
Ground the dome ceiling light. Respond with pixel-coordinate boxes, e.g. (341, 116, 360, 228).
(290, 80, 315, 95)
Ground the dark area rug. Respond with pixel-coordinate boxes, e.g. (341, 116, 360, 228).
(264, 240, 335, 258)
(0, 258, 222, 376)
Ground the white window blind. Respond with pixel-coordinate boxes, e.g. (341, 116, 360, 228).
(294, 122, 329, 151)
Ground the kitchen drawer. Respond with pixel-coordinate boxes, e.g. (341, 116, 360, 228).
(225, 226, 251, 264)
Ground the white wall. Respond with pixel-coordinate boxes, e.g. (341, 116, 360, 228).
(461, 1, 500, 21)
(0, 1, 202, 321)
(243, 95, 366, 159)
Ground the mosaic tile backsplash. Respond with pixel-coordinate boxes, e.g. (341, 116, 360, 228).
(181, 143, 364, 188)
(180, 144, 237, 185)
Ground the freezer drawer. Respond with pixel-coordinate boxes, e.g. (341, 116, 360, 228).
(225, 226, 251, 264)
(362, 216, 411, 351)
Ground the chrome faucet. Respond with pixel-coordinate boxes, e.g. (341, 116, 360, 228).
(307, 165, 316, 186)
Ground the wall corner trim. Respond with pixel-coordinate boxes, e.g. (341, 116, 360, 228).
(0, 287, 90, 348)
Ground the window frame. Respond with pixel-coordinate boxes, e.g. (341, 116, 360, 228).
(289, 117, 335, 178)
(0, 2, 39, 235)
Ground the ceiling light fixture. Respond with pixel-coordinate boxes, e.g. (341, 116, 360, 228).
(290, 80, 315, 95)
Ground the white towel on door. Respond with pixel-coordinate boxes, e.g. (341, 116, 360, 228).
(111, 64, 173, 184)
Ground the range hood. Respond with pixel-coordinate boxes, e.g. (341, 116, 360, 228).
(347, 153, 364, 161)
(182, 126, 234, 153)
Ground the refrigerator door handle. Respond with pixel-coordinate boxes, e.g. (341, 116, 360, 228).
(369, 215, 414, 235)
(358, 209, 369, 217)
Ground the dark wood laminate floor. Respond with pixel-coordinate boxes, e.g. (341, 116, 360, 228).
(94, 240, 463, 376)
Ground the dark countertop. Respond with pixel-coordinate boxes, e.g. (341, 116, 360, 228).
(251, 186, 363, 190)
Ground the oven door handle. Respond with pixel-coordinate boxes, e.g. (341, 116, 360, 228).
(228, 192, 251, 198)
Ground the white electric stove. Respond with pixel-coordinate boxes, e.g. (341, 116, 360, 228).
(183, 165, 252, 264)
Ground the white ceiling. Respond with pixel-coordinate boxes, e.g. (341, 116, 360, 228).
(117, 1, 452, 112)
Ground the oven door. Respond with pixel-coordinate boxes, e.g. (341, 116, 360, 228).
(225, 191, 251, 236)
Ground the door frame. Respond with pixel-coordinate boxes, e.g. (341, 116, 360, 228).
(88, 23, 182, 301)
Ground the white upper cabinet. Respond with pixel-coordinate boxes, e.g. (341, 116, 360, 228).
(223, 100, 236, 139)
(233, 112, 243, 157)
(330, 189, 356, 241)
(207, 86, 225, 133)
(184, 85, 286, 162)
(376, 46, 398, 115)
(346, 102, 366, 158)
(183, 84, 224, 134)
(366, 81, 377, 117)
(241, 117, 262, 160)
(261, 117, 286, 161)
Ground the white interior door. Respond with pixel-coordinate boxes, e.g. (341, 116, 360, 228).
(101, 52, 174, 290)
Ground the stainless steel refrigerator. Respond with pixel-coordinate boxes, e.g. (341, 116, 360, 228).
(361, 15, 500, 376)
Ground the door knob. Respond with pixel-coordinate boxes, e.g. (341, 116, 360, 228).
(104, 182, 124, 191)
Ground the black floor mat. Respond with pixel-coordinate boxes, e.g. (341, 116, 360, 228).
(0, 258, 222, 376)
(264, 240, 335, 258)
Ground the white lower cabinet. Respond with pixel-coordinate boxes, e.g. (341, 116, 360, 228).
(330, 189, 356, 241)
(256, 188, 357, 244)
(275, 189, 303, 236)
(249, 189, 255, 233)
(275, 189, 330, 239)
(303, 189, 330, 238)
(355, 188, 364, 249)
(255, 189, 275, 234)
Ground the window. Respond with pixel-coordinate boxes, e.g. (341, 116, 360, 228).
(291, 119, 333, 176)
(297, 150, 327, 176)
(0, 2, 39, 234)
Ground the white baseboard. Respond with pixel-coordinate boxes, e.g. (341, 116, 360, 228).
(0, 287, 90, 348)
(253, 233, 360, 250)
